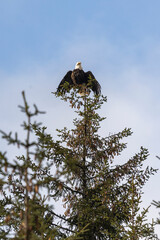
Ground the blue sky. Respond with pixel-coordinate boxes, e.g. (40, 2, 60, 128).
(1, 0, 160, 72)
(1, 0, 160, 236)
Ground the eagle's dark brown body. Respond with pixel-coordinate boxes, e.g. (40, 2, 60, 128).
(57, 68, 101, 95)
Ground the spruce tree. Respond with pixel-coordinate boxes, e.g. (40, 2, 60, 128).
(152, 156, 160, 239)
(0, 92, 76, 239)
(45, 88, 156, 239)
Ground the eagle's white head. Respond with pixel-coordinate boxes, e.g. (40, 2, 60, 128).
(75, 62, 83, 70)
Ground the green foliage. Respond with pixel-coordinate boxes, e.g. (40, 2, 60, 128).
(50, 90, 157, 239)
(0, 92, 73, 239)
(152, 156, 160, 238)
(0, 89, 158, 239)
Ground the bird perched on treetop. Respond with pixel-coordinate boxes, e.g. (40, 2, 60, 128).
(57, 62, 101, 96)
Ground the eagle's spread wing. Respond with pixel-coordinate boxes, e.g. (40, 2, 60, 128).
(85, 71, 101, 95)
(57, 71, 73, 94)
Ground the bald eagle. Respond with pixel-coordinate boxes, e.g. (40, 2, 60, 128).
(57, 62, 101, 96)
